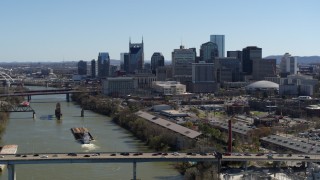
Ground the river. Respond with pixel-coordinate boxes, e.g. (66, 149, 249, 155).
(0, 86, 183, 180)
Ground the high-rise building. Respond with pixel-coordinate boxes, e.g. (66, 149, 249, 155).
(77, 60, 87, 75)
(227, 50, 242, 62)
(120, 52, 130, 73)
(129, 39, 144, 74)
(192, 62, 215, 83)
(172, 45, 196, 82)
(200, 42, 218, 63)
(280, 53, 298, 77)
(156, 65, 173, 81)
(151, 52, 165, 74)
(120, 53, 125, 71)
(109, 65, 118, 77)
(214, 57, 242, 82)
(252, 58, 277, 80)
(144, 63, 151, 71)
(210, 35, 225, 57)
(91, 59, 97, 78)
(242, 46, 262, 75)
(172, 45, 196, 91)
(97, 52, 110, 78)
(191, 62, 219, 93)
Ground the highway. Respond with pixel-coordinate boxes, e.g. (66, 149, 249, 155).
(0, 152, 217, 164)
(1, 152, 320, 180)
(1, 152, 320, 164)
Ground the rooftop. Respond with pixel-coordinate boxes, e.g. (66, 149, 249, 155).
(136, 111, 202, 139)
(261, 134, 320, 153)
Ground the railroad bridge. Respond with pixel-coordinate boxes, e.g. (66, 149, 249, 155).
(0, 89, 98, 102)
(0, 102, 35, 117)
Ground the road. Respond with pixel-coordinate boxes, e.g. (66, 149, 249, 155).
(1, 152, 320, 164)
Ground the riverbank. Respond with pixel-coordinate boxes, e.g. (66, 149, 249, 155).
(71, 92, 221, 179)
(0, 112, 9, 138)
(71, 92, 184, 151)
(0, 87, 183, 180)
(0, 94, 24, 139)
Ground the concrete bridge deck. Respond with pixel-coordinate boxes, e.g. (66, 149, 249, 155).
(1, 152, 320, 164)
(0, 152, 319, 180)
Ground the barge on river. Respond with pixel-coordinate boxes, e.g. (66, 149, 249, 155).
(70, 127, 94, 144)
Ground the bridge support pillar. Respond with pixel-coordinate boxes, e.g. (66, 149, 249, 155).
(7, 164, 16, 180)
(133, 161, 137, 180)
(66, 93, 70, 102)
(81, 108, 84, 117)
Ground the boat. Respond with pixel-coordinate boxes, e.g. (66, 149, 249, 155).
(70, 127, 94, 144)
(82, 132, 90, 144)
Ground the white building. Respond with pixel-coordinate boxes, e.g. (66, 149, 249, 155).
(279, 74, 318, 96)
(280, 53, 298, 76)
(152, 81, 186, 95)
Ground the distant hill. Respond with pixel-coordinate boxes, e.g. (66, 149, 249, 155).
(265, 55, 320, 64)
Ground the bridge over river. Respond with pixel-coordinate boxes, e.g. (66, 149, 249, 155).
(0, 152, 319, 180)
(0, 89, 98, 102)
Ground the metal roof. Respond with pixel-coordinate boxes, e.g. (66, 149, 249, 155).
(261, 135, 320, 153)
(135, 111, 202, 139)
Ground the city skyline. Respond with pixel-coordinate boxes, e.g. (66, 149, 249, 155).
(0, 0, 319, 62)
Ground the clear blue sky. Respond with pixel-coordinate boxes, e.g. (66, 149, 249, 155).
(0, 0, 319, 62)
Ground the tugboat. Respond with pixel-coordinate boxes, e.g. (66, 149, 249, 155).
(82, 132, 91, 144)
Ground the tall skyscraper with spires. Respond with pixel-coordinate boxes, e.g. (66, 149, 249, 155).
(128, 38, 144, 74)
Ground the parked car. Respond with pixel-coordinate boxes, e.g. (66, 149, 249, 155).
(172, 152, 180, 156)
(67, 153, 77, 156)
(41, 155, 48, 158)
